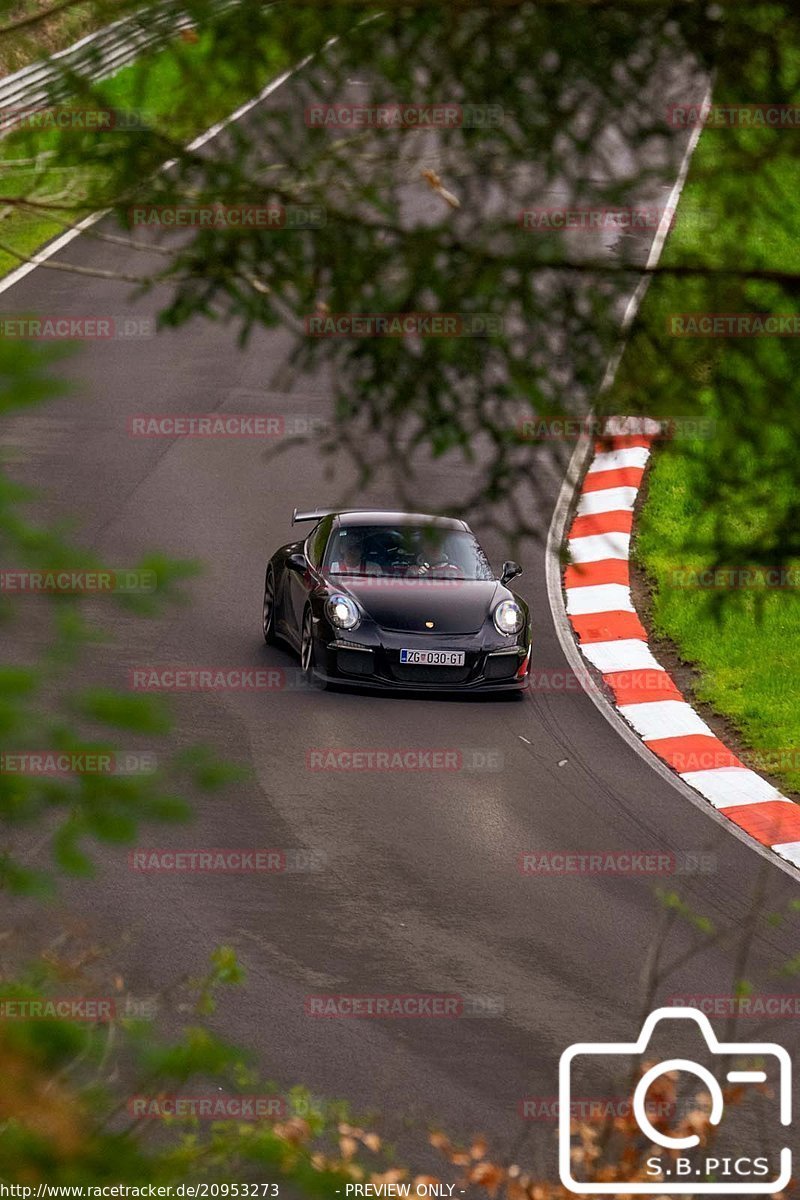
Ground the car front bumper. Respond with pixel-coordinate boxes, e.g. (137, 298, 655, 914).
(317, 630, 531, 693)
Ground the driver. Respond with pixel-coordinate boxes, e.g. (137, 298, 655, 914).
(341, 534, 364, 572)
(414, 532, 464, 578)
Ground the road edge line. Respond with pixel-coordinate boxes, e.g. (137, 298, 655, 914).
(544, 85, 800, 883)
(0, 55, 313, 298)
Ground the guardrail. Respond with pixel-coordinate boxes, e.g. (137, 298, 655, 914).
(0, 1, 207, 130)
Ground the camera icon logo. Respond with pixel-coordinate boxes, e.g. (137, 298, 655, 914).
(559, 1006, 792, 1194)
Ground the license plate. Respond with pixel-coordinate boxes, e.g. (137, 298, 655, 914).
(400, 649, 465, 666)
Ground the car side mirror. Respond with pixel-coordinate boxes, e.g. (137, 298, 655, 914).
(287, 552, 307, 571)
(500, 560, 522, 586)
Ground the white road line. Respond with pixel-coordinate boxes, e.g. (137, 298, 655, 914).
(540, 73, 800, 880)
(0, 54, 317, 298)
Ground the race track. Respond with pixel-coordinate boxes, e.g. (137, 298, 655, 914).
(2, 34, 798, 1173)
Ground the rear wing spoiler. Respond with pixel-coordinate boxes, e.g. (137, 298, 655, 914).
(292, 507, 335, 525)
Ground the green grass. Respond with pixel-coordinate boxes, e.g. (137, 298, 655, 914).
(612, 50, 800, 795)
(0, 19, 292, 275)
(0, 0, 112, 76)
(636, 443, 800, 793)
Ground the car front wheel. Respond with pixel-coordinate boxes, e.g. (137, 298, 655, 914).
(300, 608, 328, 690)
(262, 567, 278, 645)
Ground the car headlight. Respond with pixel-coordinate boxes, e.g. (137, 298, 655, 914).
(326, 594, 361, 631)
(493, 599, 524, 636)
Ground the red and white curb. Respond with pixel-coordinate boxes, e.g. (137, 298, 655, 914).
(563, 417, 800, 871)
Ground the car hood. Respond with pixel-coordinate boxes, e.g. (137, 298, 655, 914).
(329, 576, 503, 634)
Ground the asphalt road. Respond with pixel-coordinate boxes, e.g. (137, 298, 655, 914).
(2, 33, 798, 1184)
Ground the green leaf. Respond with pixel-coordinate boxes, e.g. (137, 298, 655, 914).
(74, 690, 172, 734)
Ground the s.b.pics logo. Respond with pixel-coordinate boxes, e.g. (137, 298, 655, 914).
(559, 1007, 792, 1194)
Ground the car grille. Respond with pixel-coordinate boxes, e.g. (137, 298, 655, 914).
(337, 648, 375, 676)
(484, 653, 520, 681)
(390, 664, 472, 684)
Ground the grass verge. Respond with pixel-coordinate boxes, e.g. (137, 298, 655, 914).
(0, 15, 292, 276)
(607, 45, 800, 796)
(0, 0, 121, 75)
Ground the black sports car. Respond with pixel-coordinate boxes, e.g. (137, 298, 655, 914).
(261, 509, 531, 692)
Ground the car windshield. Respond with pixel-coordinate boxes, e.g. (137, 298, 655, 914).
(324, 524, 495, 580)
